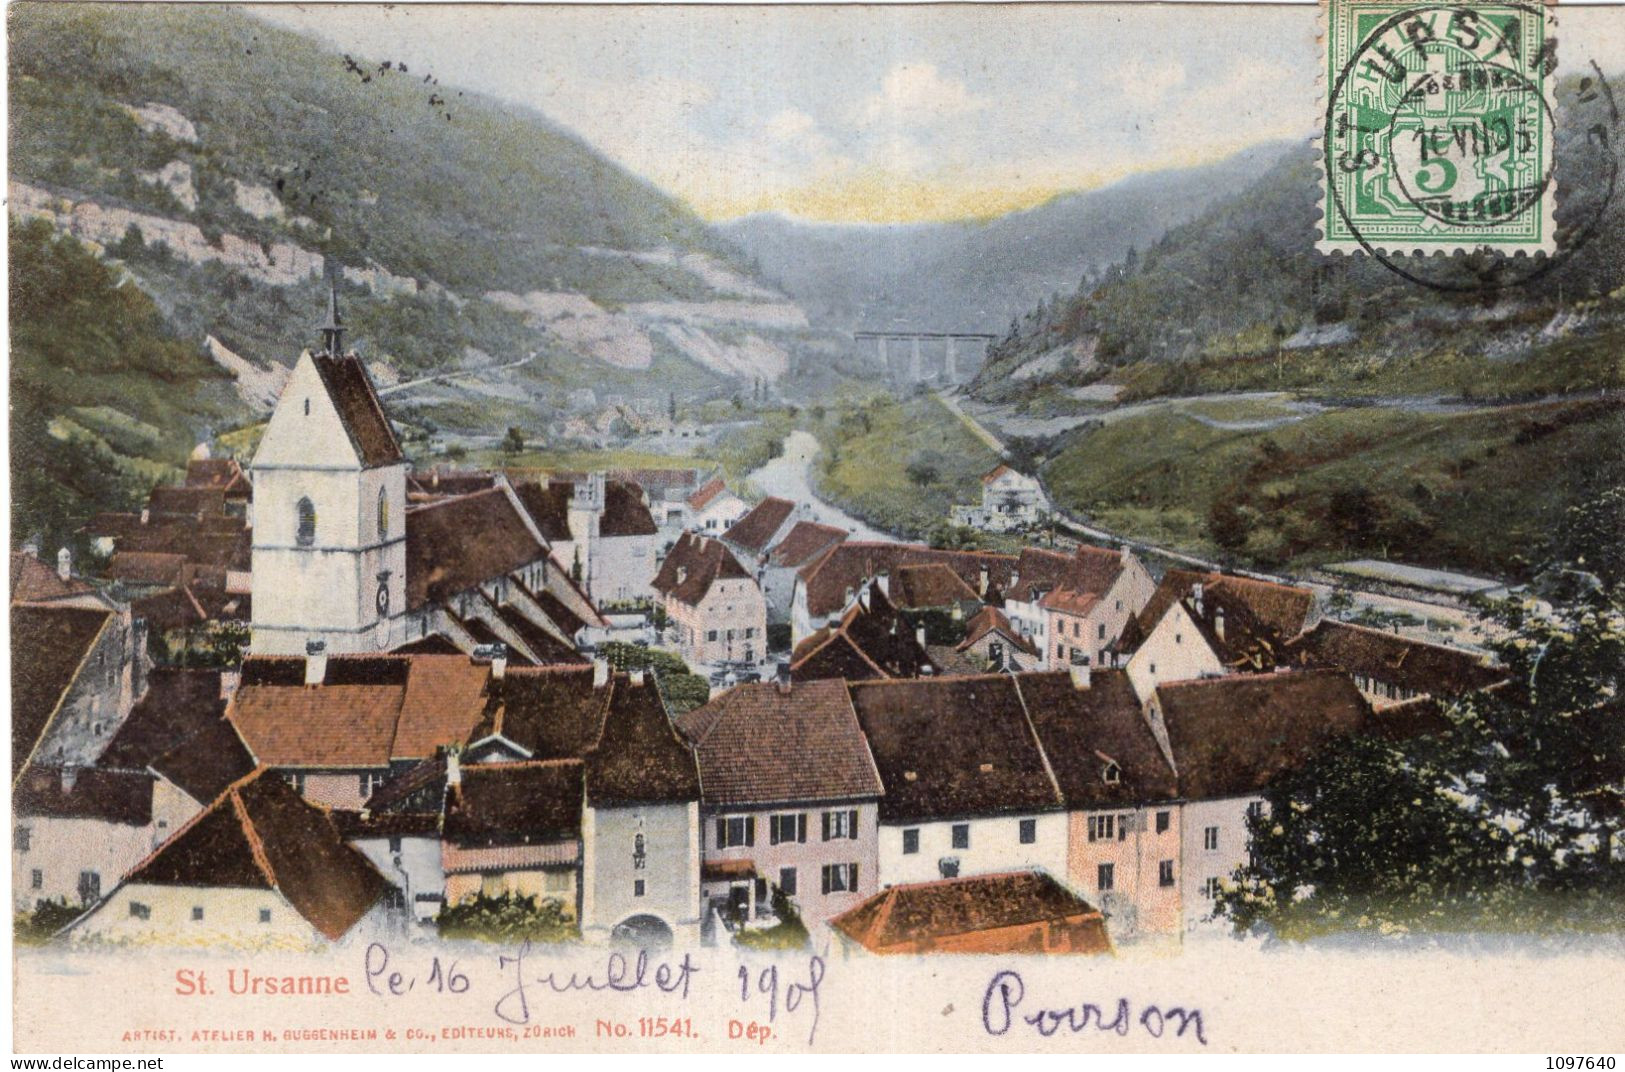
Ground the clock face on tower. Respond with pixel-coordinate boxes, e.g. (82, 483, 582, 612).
(376, 581, 390, 619)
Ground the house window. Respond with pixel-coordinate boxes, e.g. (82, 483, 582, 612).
(77, 871, 101, 904)
(634, 880, 646, 898)
(1149, 662, 1157, 675)
(1056, 643, 1064, 660)
(989, 641, 1004, 665)
(359, 771, 386, 798)
(15, 826, 30, 853)
(124, 901, 151, 921)
(191, 906, 205, 922)
(778, 868, 797, 897)
(1019, 819, 1036, 844)
(769, 813, 807, 845)
(902, 828, 920, 855)
(1098, 623, 1107, 639)
(951, 823, 970, 850)
(744, 627, 755, 639)
(1103, 762, 1120, 785)
(1087, 815, 1116, 842)
(1159, 860, 1175, 887)
(821, 809, 858, 841)
(1204, 877, 1222, 900)
(1247, 800, 1265, 821)
(295, 496, 317, 547)
(304, 398, 311, 416)
(1097, 863, 1115, 891)
(1156, 810, 1171, 834)
(706, 630, 718, 642)
(31, 870, 43, 890)
(284, 772, 306, 794)
(820, 863, 858, 894)
(377, 488, 390, 538)
(633, 833, 647, 870)
(259, 908, 272, 924)
(1115, 600, 1122, 611)
(1204, 826, 1219, 851)
(716, 816, 755, 849)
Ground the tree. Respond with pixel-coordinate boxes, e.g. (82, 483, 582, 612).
(501, 426, 525, 454)
(1207, 497, 1249, 554)
(905, 458, 940, 488)
(1217, 588, 1625, 940)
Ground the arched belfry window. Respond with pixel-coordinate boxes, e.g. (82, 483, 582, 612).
(296, 496, 317, 547)
(377, 487, 390, 539)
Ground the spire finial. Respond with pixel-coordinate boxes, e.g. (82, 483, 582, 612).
(318, 278, 345, 356)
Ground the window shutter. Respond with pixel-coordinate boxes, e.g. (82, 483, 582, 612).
(745, 816, 756, 847)
(798, 814, 807, 843)
(848, 809, 859, 839)
(821, 866, 831, 895)
(821, 812, 831, 841)
(715, 818, 726, 848)
(849, 863, 859, 890)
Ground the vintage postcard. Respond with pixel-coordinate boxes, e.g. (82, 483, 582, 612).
(7, 0, 1625, 1056)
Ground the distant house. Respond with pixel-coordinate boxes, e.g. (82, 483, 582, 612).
(791, 542, 1019, 645)
(1000, 546, 1154, 669)
(1286, 619, 1505, 707)
(758, 521, 847, 626)
(1126, 571, 1320, 701)
(686, 476, 748, 535)
(1149, 670, 1371, 930)
(955, 606, 1042, 673)
(951, 464, 1050, 533)
(68, 769, 390, 948)
(848, 675, 1068, 888)
(652, 532, 767, 666)
(721, 497, 800, 565)
(831, 870, 1111, 956)
(790, 584, 935, 683)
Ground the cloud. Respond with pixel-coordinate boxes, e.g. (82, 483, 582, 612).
(860, 62, 986, 126)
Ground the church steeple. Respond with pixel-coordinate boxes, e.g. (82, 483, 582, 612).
(318, 280, 345, 356)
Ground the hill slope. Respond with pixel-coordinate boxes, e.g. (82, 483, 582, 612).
(718, 142, 1292, 334)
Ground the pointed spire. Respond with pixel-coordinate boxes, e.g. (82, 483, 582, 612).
(318, 278, 345, 356)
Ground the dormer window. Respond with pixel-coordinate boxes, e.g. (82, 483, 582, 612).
(1103, 762, 1121, 785)
(296, 496, 317, 547)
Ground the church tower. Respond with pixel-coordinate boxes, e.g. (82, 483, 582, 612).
(249, 286, 408, 655)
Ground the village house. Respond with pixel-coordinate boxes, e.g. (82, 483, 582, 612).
(789, 584, 935, 683)
(791, 542, 1020, 646)
(951, 463, 1050, 533)
(1147, 670, 1372, 931)
(721, 496, 800, 566)
(1125, 571, 1320, 701)
(676, 679, 884, 930)
(68, 769, 391, 948)
(686, 476, 749, 536)
(953, 606, 1042, 673)
(652, 532, 767, 666)
(999, 545, 1155, 669)
(1018, 667, 1183, 943)
(1286, 619, 1506, 707)
(848, 675, 1068, 888)
(758, 520, 848, 626)
(831, 870, 1111, 956)
(12, 766, 156, 913)
(440, 756, 583, 915)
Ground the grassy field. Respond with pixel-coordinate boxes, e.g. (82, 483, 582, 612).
(1043, 396, 1625, 578)
(812, 393, 1002, 539)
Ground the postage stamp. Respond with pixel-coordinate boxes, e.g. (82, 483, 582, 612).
(1321, 0, 1559, 255)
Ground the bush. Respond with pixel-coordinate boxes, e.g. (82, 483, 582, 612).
(14, 899, 83, 945)
(435, 892, 578, 944)
(733, 888, 810, 951)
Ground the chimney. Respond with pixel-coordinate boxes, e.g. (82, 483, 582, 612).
(1214, 608, 1226, 641)
(1192, 582, 1204, 617)
(593, 656, 610, 688)
(859, 584, 871, 612)
(876, 570, 890, 597)
(920, 664, 934, 676)
(630, 668, 646, 687)
(56, 547, 72, 582)
(676, 566, 688, 585)
(60, 767, 79, 793)
(916, 625, 927, 649)
(140, 507, 150, 526)
(446, 750, 461, 788)
(775, 660, 792, 694)
(304, 639, 328, 687)
(1069, 652, 1092, 690)
(979, 566, 990, 596)
(219, 668, 241, 700)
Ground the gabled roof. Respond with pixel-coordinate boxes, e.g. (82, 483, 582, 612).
(147, 485, 227, 520)
(405, 487, 548, 609)
(1016, 670, 1178, 808)
(443, 759, 584, 845)
(889, 562, 981, 610)
(676, 680, 882, 806)
(310, 352, 403, 469)
(149, 718, 258, 805)
(1138, 571, 1318, 672)
(766, 521, 848, 569)
(390, 655, 494, 761)
(493, 604, 589, 666)
(957, 606, 1039, 658)
(797, 542, 1018, 620)
(122, 769, 386, 940)
(98, 668, 227, 771)
(510, 481, 573, 542)
(723, 497, 797, 556)
(585, 674, 700, 806)
(1007, 546, 1124, 605)
(1039, 586, 1100, 617)
(1286, 620, 1506, 698)
(14, 765, 154, 825)
(831, 870, 1111, 955)
(687, 476, 729, 511)
(1155, 670, 1372, 800)
(11, 603, 112, 778)
(981, 463, 1016, 484)
(601, 480, 659, 537)
(183, 457, 250, 496)
(791, 586, 934, 683)
(470, 665, 611, 759)
(848, 675, 1064, 823)
(11, 551, 94, 603)
(651, 531, 754, 608)
(107, 551, 190, 587)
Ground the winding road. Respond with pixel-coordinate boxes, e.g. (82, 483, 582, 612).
(744, 430, 895, 541)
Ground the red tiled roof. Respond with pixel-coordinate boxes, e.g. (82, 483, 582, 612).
(405, 488, 547, 609)
(108, 551, 189, 586)
(470, 665, 611, 759)
(798, 542, 1018, 620)
(311, 352, 403, 469)
(956, 606, 1038, 658)
(10, 551, 94, 603)
(443, 759, 584, 845)
(1155, 670, 1372, 800)
(510, 481, 573, 542)
(149, 718, 258, 805)
(790, 586, 934, 683)
(1016, 670, 1177, 808)
(99, 668, 227, 771)
(494, 603, 589, 666)
(981, 463, 1016, 484)
(766, 521, 847, 569)
(585, 674, 700, 806)
(652, 531, 754, 608)
(1039, 586, 1100, 617)
(123, 769, 386, 940)
(13, 765, 154, 825)
(723, 498, 796, 555)
(147, 485, 227, 519)
(848, 675, 1064, 823)
(601, 480, 658, 537)
(889, 562, 980, 610)
(831, 870, 1111, 955)
(231, 680, 404, 768)
(390, 655, 494, 761)
(676, 680, 882, 807)
(184, 457, 250, 495)
(687, 476, 728, 510)
(11, 604, 112, 778)
(1286, 620, 1506, 698)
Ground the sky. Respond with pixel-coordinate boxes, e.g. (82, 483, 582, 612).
(257, 4, 1625, 225)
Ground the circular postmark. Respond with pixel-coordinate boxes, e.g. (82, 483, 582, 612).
(1323, 2, 1620, 291)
